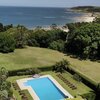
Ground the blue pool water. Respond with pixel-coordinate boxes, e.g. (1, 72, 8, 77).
(24, 77, 68, 100)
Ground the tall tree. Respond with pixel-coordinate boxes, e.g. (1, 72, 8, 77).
(0, 32, 15, 53)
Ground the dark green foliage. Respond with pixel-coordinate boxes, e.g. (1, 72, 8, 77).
(8, 67, 52, 76)
(27, 29, 49, 47)
(8, 88, 13, 97)
(96, 83, 100, 92)
(93, 17, 100, 23)
(66, 22, 88, 33)
(65, 23, 100, 59)
(9, 68, 41, 76)
(29, 68, 40, 74)
(71, 6, 100, 12)
(73, 74, 82, 82)
(47, 29, 67, 41)
(27, 29, 67, 48)
(17, 68, 41, 76)
(3, 24, 13, 31)
(0, 32, 15, 53)
(53, 59, 70, 73)
(27, 38, 40, 47)
(0, 23, 4, 32)
(49, 40, 65, 52)
(13, 25, 27, 48)
(0, 23, 13, 32)
(0, 67, 12, 99)
(0, 21, 99, 60)
(81, 92, 96, 100)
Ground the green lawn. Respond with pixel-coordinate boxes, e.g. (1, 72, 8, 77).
(8, 75, 33, 100)
(41, 71, 92, 96)
(65, 56, 100, 83)
(8, 71, 92, 100)
(0, 47, 65, 70)
(0, 46, 100, 83)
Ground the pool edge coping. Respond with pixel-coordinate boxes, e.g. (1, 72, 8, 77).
(16, 75, 73, 100)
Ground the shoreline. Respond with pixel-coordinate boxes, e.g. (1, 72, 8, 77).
(74, 13, 95, 22)
(32, 13, 95, 32)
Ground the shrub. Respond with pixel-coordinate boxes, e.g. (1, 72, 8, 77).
(49, 40, 65, 52)
(0, 67, 12, 99)
(81, 92, 96, 100)
(0, 32, 15, 53)
(11, 25, 27, 48)
(8, 88, 13, 97)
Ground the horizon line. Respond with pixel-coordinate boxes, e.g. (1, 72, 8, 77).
(0, 5, 70, 8)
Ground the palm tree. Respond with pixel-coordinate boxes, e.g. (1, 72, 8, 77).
(53, 59, 70, 73)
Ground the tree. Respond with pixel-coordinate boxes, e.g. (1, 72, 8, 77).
(0, 67, 8, 90)
(49, 40, 65, 52)
(93, 17, 100, 23)
(27, 28, 67, 48)
(0, 23, 3, 32)
(27, 29, 49, 47)
(4, 24, 13, 31)
(13, 25, 27, 48)
(0, 32, 15, 53)
(65, 23, 100, 59)
(53, 59, 70, 73)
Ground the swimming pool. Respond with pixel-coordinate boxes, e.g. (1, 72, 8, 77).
(17, 75, 73, 100)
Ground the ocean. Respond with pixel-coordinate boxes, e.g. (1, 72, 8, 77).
(0, 6, 84, 28)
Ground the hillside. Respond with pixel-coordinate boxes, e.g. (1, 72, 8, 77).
(71, 6, 100, 12)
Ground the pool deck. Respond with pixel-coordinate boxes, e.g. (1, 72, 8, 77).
(16, 75, 73, 100)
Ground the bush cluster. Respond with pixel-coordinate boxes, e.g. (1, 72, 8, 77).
(0, 18, 100, 60)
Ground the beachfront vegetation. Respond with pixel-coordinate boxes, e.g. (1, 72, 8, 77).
(71, 6, 100, 12)
(93, 17, 100, 23)
(0, 20, 100, 60)
(65, 23, 100, 59)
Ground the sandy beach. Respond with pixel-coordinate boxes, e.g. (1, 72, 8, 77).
(75, 13, 95, 22)
(32, 13, 95, 32)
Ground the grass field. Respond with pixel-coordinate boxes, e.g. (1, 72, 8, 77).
(0, 47, 65, 70)
(65, 56, 100, 84)
(0, 46, 100, 83)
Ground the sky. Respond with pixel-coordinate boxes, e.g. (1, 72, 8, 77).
(0, 0, 100, 7)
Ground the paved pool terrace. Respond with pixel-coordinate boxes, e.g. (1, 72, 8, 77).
(16, 75, 73, 100)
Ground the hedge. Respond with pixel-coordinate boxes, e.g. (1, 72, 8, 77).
(66, 66, 97, 90)
(81, 92, 96, 100)
(8, 66, 52, 76)
(8, 65, 99, 100)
